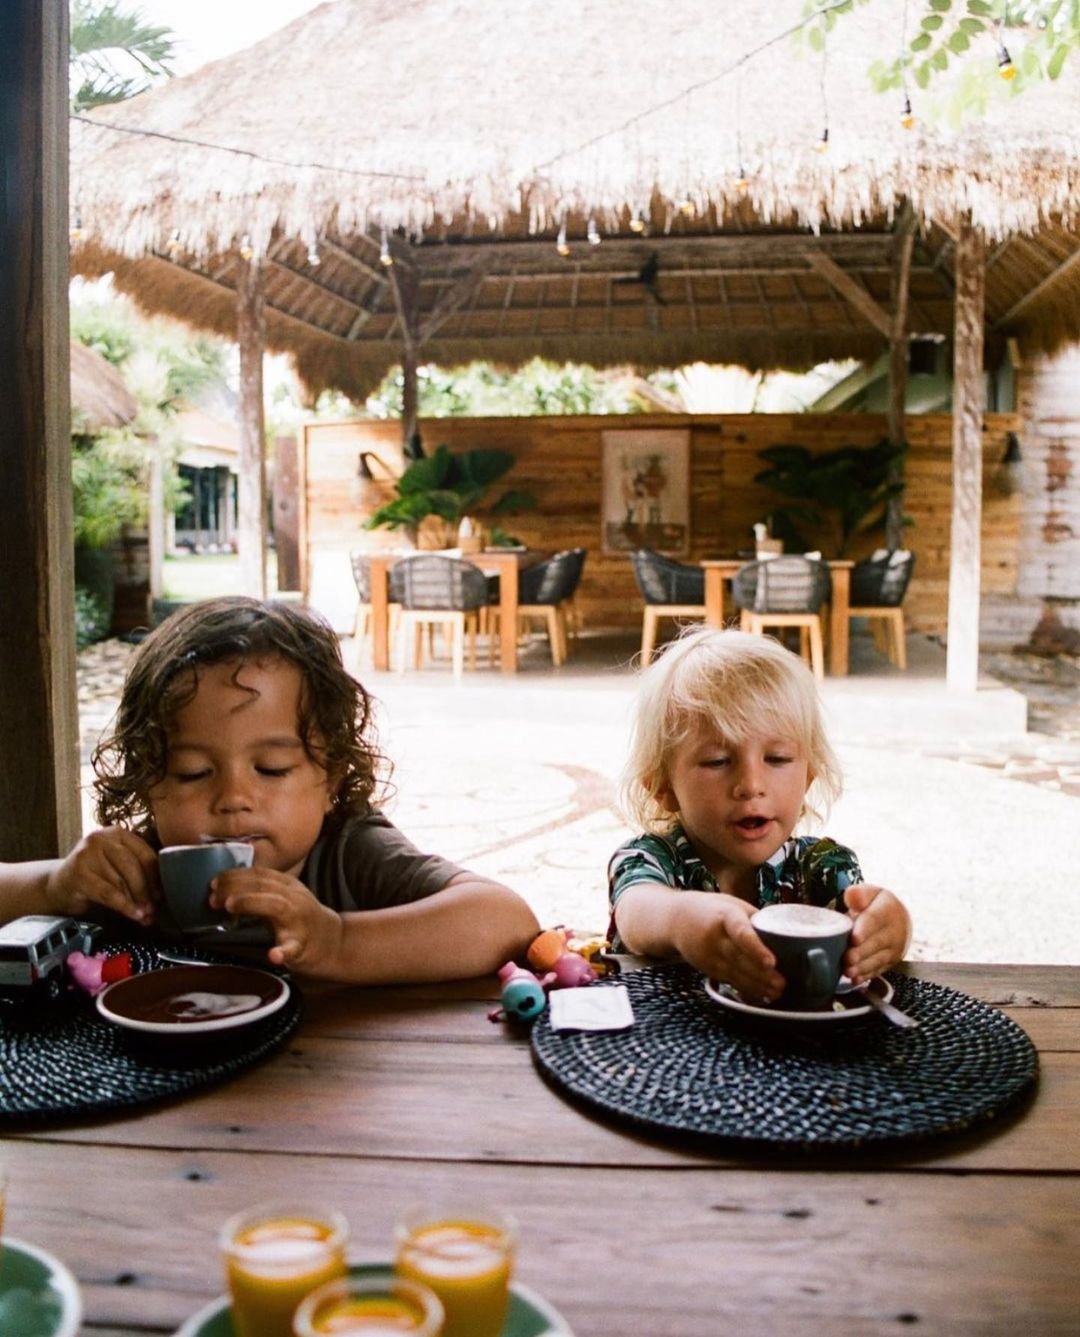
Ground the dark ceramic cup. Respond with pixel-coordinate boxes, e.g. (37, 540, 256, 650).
(158, 842, 254, 933)
(750, 902, 852, 1010)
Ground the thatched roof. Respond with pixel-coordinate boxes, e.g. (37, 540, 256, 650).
(70, 0, 1080, 398)
(70, 339, 138, 429)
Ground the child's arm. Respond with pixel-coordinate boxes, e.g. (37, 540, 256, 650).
(614, 883, 784, 1004)
(212, 868, 539, 984)
(0, 829, 158, 927)
(843, 884, 912, 984)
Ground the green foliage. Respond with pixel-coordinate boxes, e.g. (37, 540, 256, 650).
(71, 429, 149, 548)
(753, 438, 909, 557)
(70, 0, 176, 110)
(74, 586, 112, 650)
(861, 1, 1080, 117)
(363, 445, 536, 536)
(367, 358, 641, 419)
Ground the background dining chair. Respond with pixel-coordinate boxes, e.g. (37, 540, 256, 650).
(389, 554, 491, 678)
(515, 547, 587, 666)
(848, 549, 916, 669)
(631, 549, 706, 666)
(731, 554, 832, 680)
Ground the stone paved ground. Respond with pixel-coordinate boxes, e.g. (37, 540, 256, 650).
(75, 631, 1080, 966)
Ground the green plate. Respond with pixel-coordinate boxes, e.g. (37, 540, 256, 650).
(175, 1259, 574, 1335)
(0, 1237, 83, 1337)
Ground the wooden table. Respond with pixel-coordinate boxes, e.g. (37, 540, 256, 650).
(368, 550, 547, 674)
(702, 558, 855, 675)
(4, 962, 1078, 1335)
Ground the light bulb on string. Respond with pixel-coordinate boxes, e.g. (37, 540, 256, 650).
(239, 233, 254, 261)
(814, 126, 830, 154)
(734, 165, 750, 194)
(379, 226, 393, 266)
(556, 219, 570, 257)
(586, 216, 601, 245)
(69, 208, 84, 243)
(900, 93, 915, 130)
(307, 242, 321, 266)
(629, 206, 647, 233)
(677, 191, 694, 217)
(997, 43, 1016, 79)
(166, 228, 182, 256)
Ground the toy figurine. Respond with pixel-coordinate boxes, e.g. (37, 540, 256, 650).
(67, 950, 134, 997)
(488, 962, 550, 1024)
(526, 926, 600, 988)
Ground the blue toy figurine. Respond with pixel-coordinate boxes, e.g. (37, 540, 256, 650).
(488, 962, 550, 1023)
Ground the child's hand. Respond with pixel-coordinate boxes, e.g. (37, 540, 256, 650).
(843, 884, 911, 984)
(210, 868, 344, 974)
(44, 828, 158, 925)
(673, 892, 785, 1004)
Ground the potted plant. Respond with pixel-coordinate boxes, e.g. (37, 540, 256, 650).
(363, 445, 535, 549)
(753, 437, 910, 556)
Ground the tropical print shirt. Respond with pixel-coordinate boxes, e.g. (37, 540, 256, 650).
(607, 827, 862, 950)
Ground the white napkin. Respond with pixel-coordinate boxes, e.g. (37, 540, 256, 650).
(548, 986, 635, 1032)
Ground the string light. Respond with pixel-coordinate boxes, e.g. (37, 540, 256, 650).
(379, 226, 393, 266)
(307, 242, 321, 266)
(734, 165, 750, 193)
(586, 216, 601, 245)
(899, 0, 915, 129)
(556, 219, 570, 257)
(238, 233, 254, 261)
(677, 192, 694, 216)
(166, 228, 182, 255)
(814, 127, 830, 154)
(900, 93, 915, 129)
(69, 208, 84, 242)
(815, 19, 830, 153)
(997, 44, 1016, 79)
(629, 206, 647, 233)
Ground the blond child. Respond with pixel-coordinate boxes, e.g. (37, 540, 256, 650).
(608, 627, 910, 1005)
(0, 597, 538, 983)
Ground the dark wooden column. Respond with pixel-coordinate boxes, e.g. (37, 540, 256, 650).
(387, 254, 421, 456)
(946, 219, 986, 692)
(0, 0, 81, 858)
(885, 204, 915, 549)
(237, 258, 268, 597)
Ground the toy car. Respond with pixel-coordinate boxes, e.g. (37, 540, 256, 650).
(0, 915, 103, 1000)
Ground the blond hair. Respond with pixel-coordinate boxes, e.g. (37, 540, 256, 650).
(618, 627, 842, 834)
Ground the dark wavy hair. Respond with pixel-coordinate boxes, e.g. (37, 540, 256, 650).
(92, 597, 388, 836)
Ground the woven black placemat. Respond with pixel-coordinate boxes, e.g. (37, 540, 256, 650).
(531, 963, 1038, 1151)
(0, 938, 302, 1126)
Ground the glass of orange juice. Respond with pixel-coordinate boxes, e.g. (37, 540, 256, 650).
(292, 1268, 444, 1336)
(220, 1203, 349, 1337)
(393, 1205, 515, 1337)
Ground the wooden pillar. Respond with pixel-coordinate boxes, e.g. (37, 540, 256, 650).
(886, 205, 915, 549)
(387, 255, 421, 457)
(237, 258, 268, 598)
(401, 342, 419, 453)
(147, 439, 164, 597)
(946, 220, 986, 692)
(0, 0, 81, 858)
(272, 434, 301, 591)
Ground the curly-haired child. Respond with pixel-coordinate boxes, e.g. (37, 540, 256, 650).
(0, 597, 538, 983)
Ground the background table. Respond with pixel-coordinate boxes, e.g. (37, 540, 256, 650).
(368, 549, 547, 673)
(702, 558, 855, 675)
(3, 961, 1078, 1336)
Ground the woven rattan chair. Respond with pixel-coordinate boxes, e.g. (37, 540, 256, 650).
(731, 555, 832, 680)
(389, 555, 491, 678)
(513, 547, 587, 666)
(848, 549, 915, 669)
(631, 549, 706, 666)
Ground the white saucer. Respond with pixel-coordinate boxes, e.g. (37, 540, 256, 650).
(96, 964, 289, 1036)
(0, 1236, 83, 1337)
(704, 975, 894, 1023)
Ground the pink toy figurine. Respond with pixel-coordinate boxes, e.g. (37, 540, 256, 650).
(526, 927, 598, 990)
(67, 950, 134, 997)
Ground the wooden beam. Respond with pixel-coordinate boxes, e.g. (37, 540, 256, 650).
(386, 257, 421, 450)
(320, 237, 390, 287)
(236, 259, 268, 598)
(266, 256, 370, 315)
(0, 0, 81, 857)
(993, 239, 1080, 326)
(802, 248, 892, 338)
(946, 221, 986, 693)
(886, 203, 915, 548)
(417, 258, 492, 343)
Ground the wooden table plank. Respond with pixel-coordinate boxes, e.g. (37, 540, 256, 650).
(5, 1142, 1078, 1337)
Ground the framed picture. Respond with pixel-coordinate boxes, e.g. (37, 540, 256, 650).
(601, 429, 691, 555)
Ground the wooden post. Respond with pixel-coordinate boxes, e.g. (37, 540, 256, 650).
(387, 255, 421, 456)
(147, 439, 165, 598)
(237, 258, 268, 597)
(401, 343, 419, 453)
(886, 205, 915, 549)
(272, 434, 301, 591)
(0, 0, 81, 857)
(946, 220, 986, 692)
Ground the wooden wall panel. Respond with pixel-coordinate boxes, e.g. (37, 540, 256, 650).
(301, 413, 1021, 637)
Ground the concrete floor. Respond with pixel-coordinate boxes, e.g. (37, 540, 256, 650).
(77, 627, 1080, 966)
